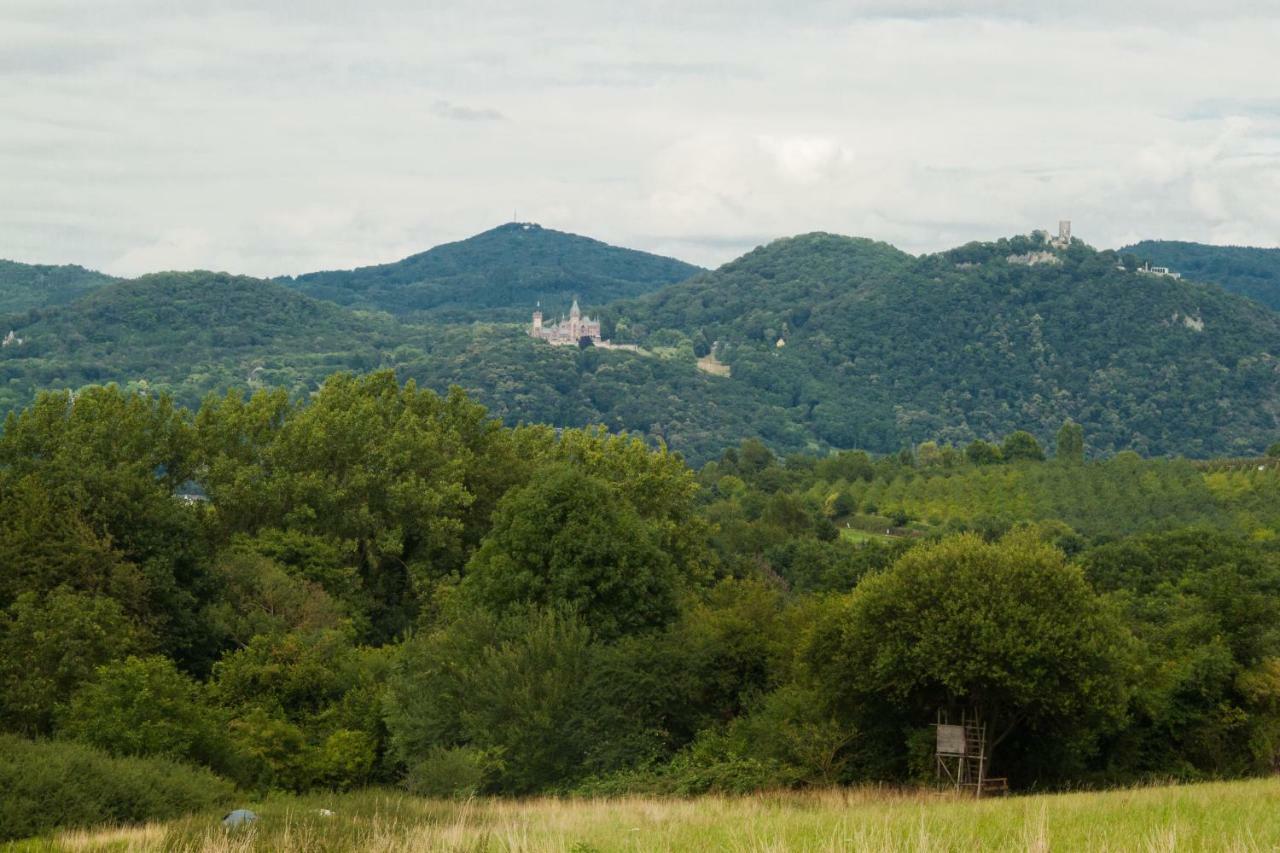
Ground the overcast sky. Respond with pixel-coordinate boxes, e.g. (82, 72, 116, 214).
(3, 1, 1278, 277)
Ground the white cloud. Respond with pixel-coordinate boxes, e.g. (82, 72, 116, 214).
(111, 227, 214, 276)
(760, 136, 856, 185)
(1, 1, 1278, 275)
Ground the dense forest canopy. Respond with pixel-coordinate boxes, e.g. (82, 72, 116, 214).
(4, 374, 1280, 839)
(0, 259, 116, 316)
(1123, 240, 1280, 311)
(277, 222, 703, 323)
(0, 271, 418, 417)
(610, 231, 1280, 457)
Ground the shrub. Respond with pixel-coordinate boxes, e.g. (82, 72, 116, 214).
(60, 655, 227, 769)
(404, 747, 492, 798)
(0, 734, 236, 841)
(385, 608, 594, 794)
(574, 730, 803, 797)
(226, 708, 311, 792)
(663, 734, 803, 795)
(312, 729, 377, 790)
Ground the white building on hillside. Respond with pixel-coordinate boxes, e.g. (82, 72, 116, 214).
(530, 299, 602, 346)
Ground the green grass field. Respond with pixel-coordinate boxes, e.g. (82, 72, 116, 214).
(839, 527, 896, 544)
(13, 777, 1280, 852)
(839, 522, 919, 545)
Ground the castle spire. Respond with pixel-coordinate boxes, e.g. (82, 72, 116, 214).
(570, 298, 581, 319)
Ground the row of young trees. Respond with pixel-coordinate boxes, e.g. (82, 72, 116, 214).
(2, 373, 1279, 804)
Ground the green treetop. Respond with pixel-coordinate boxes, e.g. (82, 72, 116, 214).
(803, 533, 1134, 776)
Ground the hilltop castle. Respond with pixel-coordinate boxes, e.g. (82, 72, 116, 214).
(530, 299, 602, 346)
(1030, 220, 1072, 249)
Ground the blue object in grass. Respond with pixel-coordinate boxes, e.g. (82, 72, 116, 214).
(222, 809, 257, 828)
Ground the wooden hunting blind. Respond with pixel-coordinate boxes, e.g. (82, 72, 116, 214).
(935, 724, 966, 756)
(935, 711, 1006, 796)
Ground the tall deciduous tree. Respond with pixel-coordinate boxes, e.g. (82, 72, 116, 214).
(196, 372, 517, 640)
(384, 608, 594, 794)
(0, 386, 215, 669)
(804, 533, 1133, 778)
(460, 465, 678, 639)
(1056, 420, 1085, 463)
(964, 440, 1002, 465)
(0, 589, 139, 735)
(1001, 430, 1046, 462)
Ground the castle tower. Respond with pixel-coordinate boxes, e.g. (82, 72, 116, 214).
(569, 298, 582, 338)
(1058, 220, 1071, 244)
(531, 308, 543, 335)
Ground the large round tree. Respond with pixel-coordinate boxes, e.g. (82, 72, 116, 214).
(804, 533, 1133, 779)
(459, 464, 679, 639)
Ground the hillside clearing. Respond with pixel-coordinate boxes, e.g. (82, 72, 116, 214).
(839, 526, 900, 544)
(17, 777, 1280, 852)
(695, 352, 730, 377)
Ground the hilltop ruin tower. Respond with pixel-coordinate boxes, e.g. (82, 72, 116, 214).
(1044, 220, 1072, 249)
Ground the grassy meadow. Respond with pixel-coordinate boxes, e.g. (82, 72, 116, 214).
(838, 526, 892, 544)
(11, 778, 1280, 852)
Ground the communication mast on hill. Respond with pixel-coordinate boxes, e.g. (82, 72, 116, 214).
(935, 710, 1007, 796)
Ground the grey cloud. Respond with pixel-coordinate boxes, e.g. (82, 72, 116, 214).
(652, 233, 779, 256)
(572, 59, 756, 88)
(2, 1, 1279, 275)
(0, 42, 119, 75)
(1181, 98, 1280, 121)
(430, 100, 505, 122)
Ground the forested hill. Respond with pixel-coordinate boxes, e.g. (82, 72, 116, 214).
(1121, 240, 1280, 310)
(2, 231, 1278, 463)
(0, 271, 418, 414)
(0, 259, 117, 316)
(278, 222, 703, 323)
(0, 264, 774, 462)
(609, 232, 1280, 457)
(611, 233, 913, 343)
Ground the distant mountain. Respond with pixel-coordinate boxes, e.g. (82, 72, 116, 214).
(0, 271, 420, 414)
(278, 223, 703, 322)
(0, 266, 774, 464)
(609, 233, 913, 343)
(0, 259, 117, 317)
(609, 232, 1280, 457)
(4, 231, 1279, 464)
(1121, 240, 1280, 311)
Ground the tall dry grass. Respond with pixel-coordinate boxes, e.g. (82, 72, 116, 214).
(18, 777, 1280, 852)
